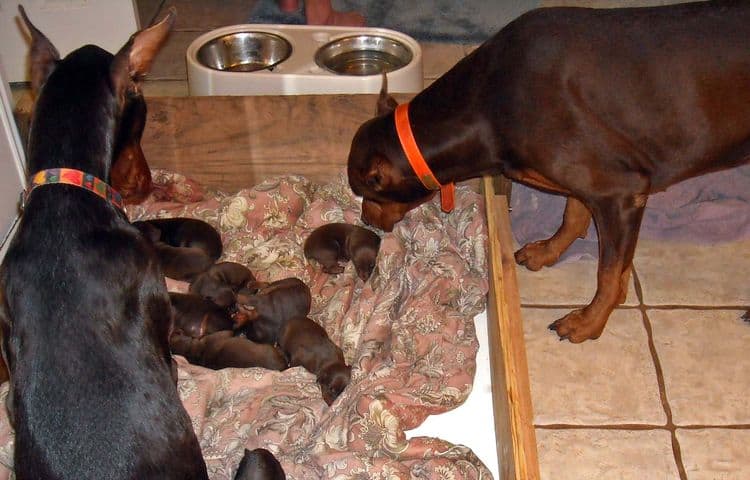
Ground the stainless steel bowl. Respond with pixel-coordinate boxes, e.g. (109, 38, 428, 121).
(196, 32, 292, 72)
(315, 35, 413, 76)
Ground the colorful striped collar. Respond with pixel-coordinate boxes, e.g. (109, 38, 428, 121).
(394, 102, 455, 213)
(23, 168, 124, 212)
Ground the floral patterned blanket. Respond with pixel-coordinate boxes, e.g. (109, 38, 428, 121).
(0, 169, 491, 479)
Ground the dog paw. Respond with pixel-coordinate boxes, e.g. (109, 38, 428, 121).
(548, 309, 606, 343)
(514, 240, 560, 271)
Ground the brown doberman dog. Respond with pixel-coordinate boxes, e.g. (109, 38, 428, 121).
(233, 448, 286, 480)
(169, 292, 235, 338)
(170, 330, 287, 371)
(304, 223, 381, 281)
(347, 1, 750, 343)
(190, 261, 257, 309)
(0, 7, 210, 478)
(235, 278, 312, 344)
(133, 217, 223, 281)
(279, 316, 351, 405)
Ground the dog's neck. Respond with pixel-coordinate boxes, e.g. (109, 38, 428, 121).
(27, 46, 118, 182)
(402, 91, 502, 184)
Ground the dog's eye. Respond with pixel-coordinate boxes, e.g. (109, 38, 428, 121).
(366, 173, 381, 188)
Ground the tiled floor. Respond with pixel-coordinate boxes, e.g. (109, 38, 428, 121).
(12, 1, 749, 478)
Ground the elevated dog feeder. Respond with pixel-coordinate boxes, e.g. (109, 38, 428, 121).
(186, 24, 423, 95)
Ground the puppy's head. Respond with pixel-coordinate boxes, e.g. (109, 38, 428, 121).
(349, 229, 381, 282)
(318, 363, 352, 406)
(347, 78, 435, 232)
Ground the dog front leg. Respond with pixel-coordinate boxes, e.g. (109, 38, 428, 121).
(549, 195, 645, 342)
(515, 196, 591, 271)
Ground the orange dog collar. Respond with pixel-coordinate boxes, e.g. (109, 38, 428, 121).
(23, 168, 125, 212)
(394, 103, 455, 213)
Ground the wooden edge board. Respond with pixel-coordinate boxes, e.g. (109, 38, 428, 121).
(482, 176, 540, 480)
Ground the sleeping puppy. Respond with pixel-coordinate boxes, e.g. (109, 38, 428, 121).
(133, 217, 223, 260)
(235, 278, 312, 345)
(169, 292, 234, 338)
(233, 448, 286, 480)
(170, 330, 287, 371)
(133, 219, 219, 281)
(304, 223, 381, 281)
(279, 316, 351, 405)
(190, 261, 256, 309)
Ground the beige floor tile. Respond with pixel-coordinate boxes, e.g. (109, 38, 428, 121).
(536, 428, 680, 480)
(633, 239, 750, 306)
(148, 31, 203, 81)
(524, 308, 665, 425)
(677, 428, 750, 480)
(421, 43, 466, 79)
(649, 309, 750, 425)
(159, 0, 257, 31)
(517, 254, 639, 306)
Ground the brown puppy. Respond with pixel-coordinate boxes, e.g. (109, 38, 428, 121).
(169, 292, 234, 338)
(233, 448, 286, 480)
(111, 93, 151, 204)
(236, 278, 312, 345)
(134, 218, 222, 280)
(347, 2, 750, 342)
(279, 316, 351, 406)
(304, 223, 381, 281)
(190, 262, 256, 309)
(170, 330, 287, 371)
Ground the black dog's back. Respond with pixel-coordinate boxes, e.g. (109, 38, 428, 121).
(0, 8, 208, 479)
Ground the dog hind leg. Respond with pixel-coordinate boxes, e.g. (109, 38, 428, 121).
(549, 193, 645, 342)
(515, 196, 592, 271)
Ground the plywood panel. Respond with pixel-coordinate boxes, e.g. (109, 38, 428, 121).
(483, 176, 540, 480)
(141, 94, 414, 190)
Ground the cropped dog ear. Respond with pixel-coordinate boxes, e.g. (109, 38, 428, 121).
(111, 7, 176, 98)
(17, 6, 60, 95)
(376, 72, 398, 116)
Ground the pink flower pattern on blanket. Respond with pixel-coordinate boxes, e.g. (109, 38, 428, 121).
(0, 169, 490, 479)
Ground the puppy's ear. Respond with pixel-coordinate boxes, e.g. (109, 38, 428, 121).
(376, 72, 398, 116)
(18, 6, 60, 95)
(364, 154, 398, 192)
(110, 7, 175, 99)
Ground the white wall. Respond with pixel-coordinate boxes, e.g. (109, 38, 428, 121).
(0, 62, 25, 258)
(0, 0, 140, 82)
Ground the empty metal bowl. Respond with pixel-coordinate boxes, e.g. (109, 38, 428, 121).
(196, 32, 292, 72)
(315, 35, 413, 76)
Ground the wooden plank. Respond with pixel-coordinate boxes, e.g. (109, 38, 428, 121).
(141, 94, 413, 190)
(483, 176, 540, 480)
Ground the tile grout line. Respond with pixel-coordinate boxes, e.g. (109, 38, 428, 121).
(535, 423, 750, 430)
(633, 267, 689, 480)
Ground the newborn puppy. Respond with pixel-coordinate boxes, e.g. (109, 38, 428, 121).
(134, 217, 223, 260)
(134, 219, 221, 281)
(279, 316, 351, 405)
(236, 278, 312, 344)
(304, 223, 381, 281)
(170, 330, 287, 371)
(169, 292, 234, 338)
(190, 262, 256, 309)
(233, 448, 286, 480)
